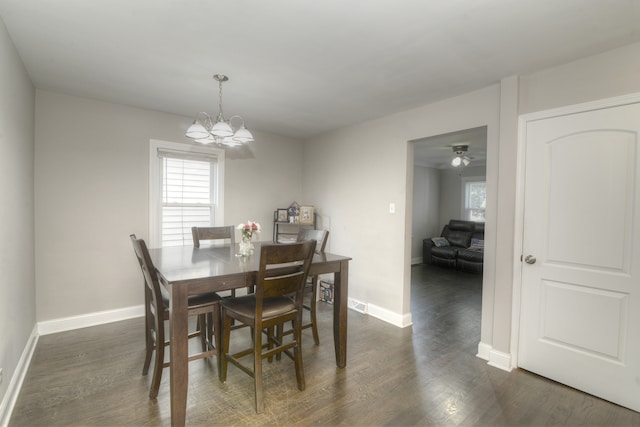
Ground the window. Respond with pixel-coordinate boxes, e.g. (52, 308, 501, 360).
(463, 179, 486, 222)
(149, 140, 224, 248)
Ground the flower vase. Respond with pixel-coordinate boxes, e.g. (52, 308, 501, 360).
(238, 236, 254, 256)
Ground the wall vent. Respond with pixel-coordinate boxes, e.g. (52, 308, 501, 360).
(348, 298, 367, 314)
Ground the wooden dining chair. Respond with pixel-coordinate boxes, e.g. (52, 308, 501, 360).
(191, 225, 235, 248)
(192, 225, 247, 298)
(219, 240, 316, 413)
(296, 228, 329, 345)
(274, 228, 328, 359)
(130, 234, 221, 399)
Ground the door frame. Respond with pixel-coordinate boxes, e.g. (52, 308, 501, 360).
(509, 91, 640, 369)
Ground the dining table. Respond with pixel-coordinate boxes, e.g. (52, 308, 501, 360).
(148, 241, 352, 427)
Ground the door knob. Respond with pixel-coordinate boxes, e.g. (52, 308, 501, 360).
(524, 255, 536, 264)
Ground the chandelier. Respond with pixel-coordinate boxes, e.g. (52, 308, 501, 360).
(185, 74, 255, 147)
(451, 145, 471, 167)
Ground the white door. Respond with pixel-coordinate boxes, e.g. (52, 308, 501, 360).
(519, 99, 640, 411)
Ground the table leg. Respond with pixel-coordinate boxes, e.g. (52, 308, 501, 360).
(169, 284, 189, 427)
(333, 260, 349, 368)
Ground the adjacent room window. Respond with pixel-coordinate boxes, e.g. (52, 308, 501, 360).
(463, 179, 486, 222)
(149, 140, 224, 248)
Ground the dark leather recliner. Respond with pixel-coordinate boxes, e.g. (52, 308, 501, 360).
(423, 220, 484, 273)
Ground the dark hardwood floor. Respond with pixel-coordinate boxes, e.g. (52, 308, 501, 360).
(10, 264, 640, 426)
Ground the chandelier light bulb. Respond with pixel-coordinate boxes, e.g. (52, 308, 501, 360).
(195, 135, 215, 144)
(211, 119, 234, 137)
(233, 122, 255, 143)
(185, 121, 209, 139)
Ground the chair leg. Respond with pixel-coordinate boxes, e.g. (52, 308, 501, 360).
(149, 325, 164, 399)
(197, 314, 207, 352)
(211, 304, 221, 374)
(275, 324, 284, 361)
(220, 311, 233, 382)
(310, 277, 320, 346)
(293, 316, 306, 391)
(266, 326, 274, 363)
(142, 340, 153, 375)
(254, 325, 264, 413)
(206, 313, 213, 348)
(142, 322, 154, 375)
(142, 288, 153, 375)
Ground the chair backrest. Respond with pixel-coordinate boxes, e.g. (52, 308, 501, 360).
(130, 234, 168, 311)
(256, 241, 316, 303)
(297, 228, 329, 254)
(192, 226, 235, 248)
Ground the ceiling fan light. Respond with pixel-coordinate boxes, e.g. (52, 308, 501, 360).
(450, 145, 470, 168)
(185, 121, 209, 139)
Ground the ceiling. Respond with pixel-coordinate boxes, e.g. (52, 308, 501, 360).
(1, 1, 639, 140)
(414, 126, 487, 169)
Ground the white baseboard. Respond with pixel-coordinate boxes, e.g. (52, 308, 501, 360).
(367, 302, 413, 328)
(476, 341, 492, 360)
(411, 257, 423, 265)
(0, 326, 38, 427)
(38, 305, 144, 336)
(346, 299, 412, 328)
(477, 341, 512, 372)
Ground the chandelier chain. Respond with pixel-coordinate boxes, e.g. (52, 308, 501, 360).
(218, 78, 224, 119)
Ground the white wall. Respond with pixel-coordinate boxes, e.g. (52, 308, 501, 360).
(411, 165, 440, 263)
(0, 18, 35, 413)
(499, 41, 640, 358)
(303, 85, 501, 327)
(302, 41, 640, 364)
(479, 42, 640, 361)
(35, 90, 302, 322)
(519, 41, 640, 115)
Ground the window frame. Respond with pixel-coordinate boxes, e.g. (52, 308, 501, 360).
(149, 139, 225, 248)
(460, 176, 486, 222)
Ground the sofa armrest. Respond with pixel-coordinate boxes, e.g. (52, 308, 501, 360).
(423, 238, 436, 264)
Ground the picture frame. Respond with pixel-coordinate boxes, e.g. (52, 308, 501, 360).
(276, 208, 288, 223)
(288, 201, 300, 219)
(299, 206, 315, 225)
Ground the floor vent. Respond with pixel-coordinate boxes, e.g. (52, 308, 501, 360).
(348, 298, 367, 313)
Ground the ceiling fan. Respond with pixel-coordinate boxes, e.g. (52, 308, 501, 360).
(451, 145, 472, 167)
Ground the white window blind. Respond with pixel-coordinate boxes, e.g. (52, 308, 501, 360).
(149, 140, 224, 249)
(158, 150, 217, 247)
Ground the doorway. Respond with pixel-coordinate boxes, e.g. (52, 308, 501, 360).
(411, 126, 487, 261)
(410, 126, 488, 348)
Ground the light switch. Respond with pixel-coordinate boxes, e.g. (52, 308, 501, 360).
(389, 203, 396, 214)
